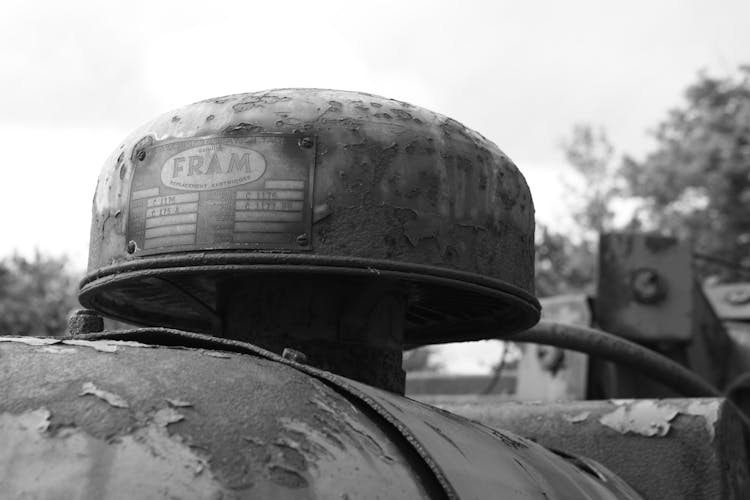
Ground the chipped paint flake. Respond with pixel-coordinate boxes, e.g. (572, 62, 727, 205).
(562, 411, 590, 423)
(683, 400, 720, 440)
(39, 346, 78, 354)
(79, 382, 129, 408)
(0, 407, 226, 499)
(166, 398, 193, 408)
(153, 407, 184, 427)
(599, 400, 678, 437)
(63, 340, 118, 352)
(0, 337, 60, 346)
(204, 351, 231, 358)
(610, 399, 636, 406)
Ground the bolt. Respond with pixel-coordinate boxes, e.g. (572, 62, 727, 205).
(282, 348, 307, 364)
(630, 268, 666, 304)
(67, 309, 104, 336)
(127, 240, 137, 254)
(299, 137, 314, 149)
(296, 233, 309, 246)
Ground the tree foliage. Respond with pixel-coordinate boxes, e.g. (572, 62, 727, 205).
(535, 225, 596, 297)
(538, 66, 750, 293)
(535, 124, 619, 296)
(619, 66, 750, 279)
(0, 252, 80, 336)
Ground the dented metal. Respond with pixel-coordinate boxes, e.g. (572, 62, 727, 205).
(0, 338, 441, 499)
(80, 89, 540, 346)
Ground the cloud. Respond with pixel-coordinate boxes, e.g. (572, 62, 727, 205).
(0, 0, 158, 126)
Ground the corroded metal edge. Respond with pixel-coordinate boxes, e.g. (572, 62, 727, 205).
(78, 254, 541, 344)
(73, 328, 641, 500)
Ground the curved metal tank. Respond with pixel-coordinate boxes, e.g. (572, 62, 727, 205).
(0, 333, 641, 499)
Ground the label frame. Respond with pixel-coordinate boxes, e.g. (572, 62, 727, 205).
(125, 133, 316, 255)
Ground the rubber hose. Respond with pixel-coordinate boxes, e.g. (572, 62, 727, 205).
(512, 320, 721, 398)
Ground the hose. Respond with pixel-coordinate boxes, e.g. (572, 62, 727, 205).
(511, 320, 721, 398)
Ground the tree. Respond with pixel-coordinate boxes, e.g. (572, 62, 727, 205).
(562, 124, 620, 238)
(535, 224, 596, 297)
(535, 124, 620, 297)
(0, 252, 80, 336)
(620, 66, 750, 280)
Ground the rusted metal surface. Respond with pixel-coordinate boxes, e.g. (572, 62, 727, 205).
(594, 233, 730, 397)
(68, 328, 643, 499)
(0, 337, 443, 499)
(340, 378, 643, 500)
(431, 398, 749, 500)
(81, 89, 540, 345)
(597, 233, 693, 342)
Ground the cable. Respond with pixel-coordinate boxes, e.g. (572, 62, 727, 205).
(511, 320, 721, 398)
(512, 320, 750, 431)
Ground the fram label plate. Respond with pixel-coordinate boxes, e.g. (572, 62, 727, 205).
(126, 134, 315, 254)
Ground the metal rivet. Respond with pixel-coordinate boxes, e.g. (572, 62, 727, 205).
(282, 348, 307, 364)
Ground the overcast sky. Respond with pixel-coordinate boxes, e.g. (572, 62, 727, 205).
(2, 0, 749, 270)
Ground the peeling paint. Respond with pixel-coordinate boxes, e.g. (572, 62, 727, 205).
(0, 337, 153, 354)
(683, 400, 720, 439)
(153, 407, 184, 427)
(39, 346, 78, 354)
(599, 400, 678, 437)
(166, 398, 193, 408)
(204, 351, 231, 359)
(63, 339, 153, 352)
(610, 399, 636, 406)
(79, 382, 129, 409)
(562, 411, 590, 423)
(64, 340, 118, 353)
(0, 407, 226, 499)
(0, 336, 60, 346)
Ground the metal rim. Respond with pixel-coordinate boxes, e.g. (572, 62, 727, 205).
(79, 253, 540, 343)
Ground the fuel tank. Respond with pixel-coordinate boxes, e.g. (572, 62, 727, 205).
(0, 332, 641, 500)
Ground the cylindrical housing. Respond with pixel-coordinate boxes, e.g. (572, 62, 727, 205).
(80, 89, 539, 345)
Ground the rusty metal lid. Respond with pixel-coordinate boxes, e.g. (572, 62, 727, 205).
(80, 89, 539, 344)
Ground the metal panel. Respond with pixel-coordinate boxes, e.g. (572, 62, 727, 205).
(432, 398, 749, 500)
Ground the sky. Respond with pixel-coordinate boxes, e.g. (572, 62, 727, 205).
(2, 0, 749, 275)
